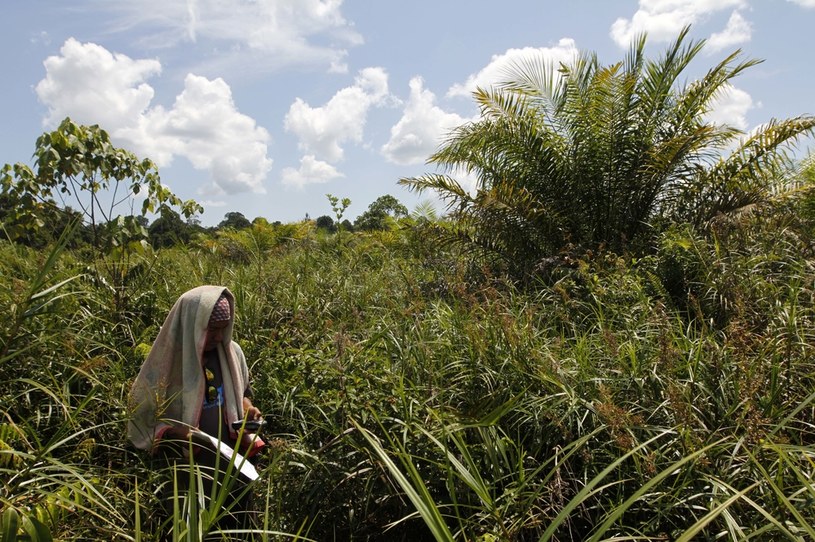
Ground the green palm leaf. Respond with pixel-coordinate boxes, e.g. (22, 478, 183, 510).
(401, 25, 815, 279)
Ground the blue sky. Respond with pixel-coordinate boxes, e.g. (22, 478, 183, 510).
(2, 0, 814, 226)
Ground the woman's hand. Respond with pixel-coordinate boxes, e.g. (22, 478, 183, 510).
(239, 396, 264, 452)
(242, 396, 262, 421)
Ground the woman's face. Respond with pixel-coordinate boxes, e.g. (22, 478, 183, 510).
(204, 319, 229, 351)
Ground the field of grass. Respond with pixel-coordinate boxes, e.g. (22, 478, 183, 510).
(1, 207, 815, 541)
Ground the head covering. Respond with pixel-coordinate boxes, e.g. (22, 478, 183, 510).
(209, 294, 232, 324)
(127, 285, 248, 451)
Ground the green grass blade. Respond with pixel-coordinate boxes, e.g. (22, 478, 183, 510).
(352, 419, 455, 542)
(744, 443, 815, 539)
(588, 437, 728, 541)
(702, 476, 802, 540)
(21, 514, 53, 542)
(674, 482, 758, 542)
(538, 430, 672, 541)
(1, 507, 19, 542)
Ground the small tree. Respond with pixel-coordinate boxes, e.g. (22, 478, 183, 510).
(218, 211, 251, 230)
(327, 193, 351, 242)
(315, 215, 336, 232)
(1, 117, 201, 248)
(0, 117, 202, 314)
(327, 194, 351, 227)
(354, 194, 408, 231)
(148, 207, 191, 248)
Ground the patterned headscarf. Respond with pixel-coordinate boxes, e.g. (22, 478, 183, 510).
(209, 294, 232, 324)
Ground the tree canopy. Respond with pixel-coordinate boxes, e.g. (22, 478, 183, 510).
(218, 211, 252, 230)
(0, 117, 201, 251)
(354, 194, 408, 231)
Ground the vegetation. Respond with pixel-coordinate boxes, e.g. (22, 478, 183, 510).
(2, 29, 815, 541)
(354, 194, 409, 231)
(401, 28, 815, 278)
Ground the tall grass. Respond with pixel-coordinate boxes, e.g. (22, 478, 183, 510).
(2, 210, 814, 539)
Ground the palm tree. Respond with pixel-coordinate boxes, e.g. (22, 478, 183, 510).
(400, 27, 815, 278)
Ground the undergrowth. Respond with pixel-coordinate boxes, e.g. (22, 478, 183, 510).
(1, 211, 814, 541)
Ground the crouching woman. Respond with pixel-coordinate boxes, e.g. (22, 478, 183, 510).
(128, 285, 265, 536)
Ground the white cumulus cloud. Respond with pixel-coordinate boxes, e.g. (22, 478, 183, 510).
(787, 0, 815, 7)
(447, 39, 578, 98)
(382, 77, 471, 165)
(705, 84, 754, 130)
(707, 10, 752, 51)
(610, 0, 747, 48)
(125, 74, 272, 194)
(36, 38, 160, 129)
(284, 67, 394, 163)
(36, 39, 272, 195)
(281, 155, 344, 187)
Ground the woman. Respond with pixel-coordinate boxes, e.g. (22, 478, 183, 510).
(128, 285, 264, 532)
